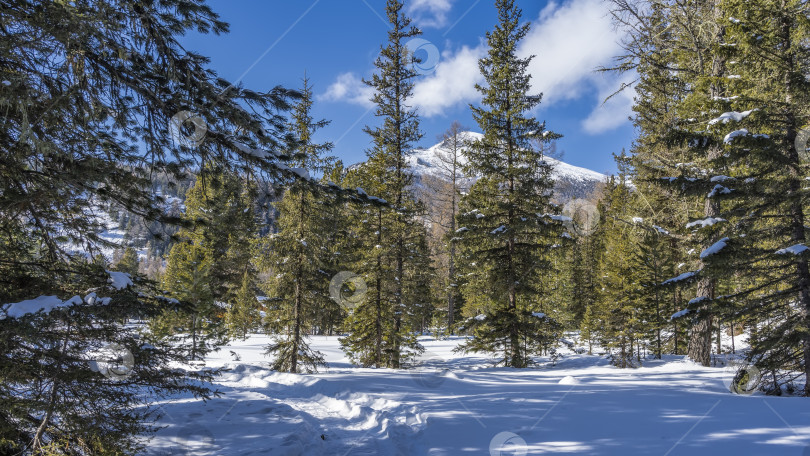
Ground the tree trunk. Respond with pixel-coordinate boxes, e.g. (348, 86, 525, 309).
(32, 328, 70, 452)
(688, 278, 713, 366)
(191, 313, 198, 361)
(375, 208, 383, 368)
(292, 277, 301, 373)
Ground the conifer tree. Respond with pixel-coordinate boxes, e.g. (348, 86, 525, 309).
(609, 0, 731, 366)
(154, 242, 226, 361)
(257, 76, 336, 373)
(593, 171, 644, 367)
(226, 271, 261, 339)
(0, 1, 309, 451)
(694, 0, 810, 392)
(455, 0, 566, 368)
(114, 247, 141, 276)
(340, 0, 429, 368)
(182, 167, 258, 303)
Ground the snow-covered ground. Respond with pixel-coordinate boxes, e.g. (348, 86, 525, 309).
(146, 335, 810, 455)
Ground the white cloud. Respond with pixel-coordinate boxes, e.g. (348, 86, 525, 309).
(582, 73, 636, 134)
(318, 72, 374, 108)
(406, 0, 454, 28)
(519, 0, 623, 103)
(322, 0, 633, 133)
(411, 44, 486, 117)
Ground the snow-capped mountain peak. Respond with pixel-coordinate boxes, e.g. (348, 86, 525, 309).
(406, 131, 607, 199)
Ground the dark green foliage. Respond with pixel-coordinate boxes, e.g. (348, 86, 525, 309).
(0, 266, 217, 455)
(339, 0, 430, 369)
(256, 76, 337, 374)
(154, 242, 226, 361)
(454, 0, 566, 368)
(114, 247, 140, 276)
(226, 271, 261, 339)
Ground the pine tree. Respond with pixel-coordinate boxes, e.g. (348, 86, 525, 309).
(455, 0, 567, 368)
(256, 76, 336, 373)
(608, 0, 731, 366)
(695, 0, 810, 393)
(114, 247, 140, 276)
(592, 170, 644, 367)
(226, 271, 261, 339)
(154, 242, 227, 361)
(182, 167, 258, 304)
(0, 1, 308, 451)
(340, 0, 429, 368)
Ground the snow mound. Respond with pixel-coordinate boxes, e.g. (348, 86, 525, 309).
(558, 375, 580, 385)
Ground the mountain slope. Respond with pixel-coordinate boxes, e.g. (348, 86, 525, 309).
(402, 131, 607, 201)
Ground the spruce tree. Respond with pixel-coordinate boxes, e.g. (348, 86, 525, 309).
(340, 0, 429, 368)
(695, 0, 810, 393)
(428, 122, 471, 332)
(182, 167, 258, 304)
(226, 271, 261, 339)
(0, 0, 311, 451)
(154, 242, 226, 361)
(455, 0, 566, 368)
(256, 76, 336, 374)
(592, 171, 644, 367)
(114, 247, 140, 276)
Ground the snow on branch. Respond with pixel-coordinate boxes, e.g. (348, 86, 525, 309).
(708, 110, 755, 125)
(686, 217, 726, 229)
(707, 185, 732, 198)
(723, 129, 749, 144)
(0, 295, 83, 320)
(700, 238, 729, 259)
(107, 271, 133, 290)
(775, 244, 809, 256)
(662, 270, 699, 285)
(671, 308, 690, 320)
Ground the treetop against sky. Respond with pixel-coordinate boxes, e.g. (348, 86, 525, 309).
(179, 0, 634, 175)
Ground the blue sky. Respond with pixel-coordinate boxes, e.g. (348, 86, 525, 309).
(180, 0, 635, 175)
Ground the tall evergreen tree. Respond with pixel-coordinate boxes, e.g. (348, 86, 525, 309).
(455, 0, 567, 368)
(0, 0, 320, 451)
(430, 122, 470, 332)
(182, 167, 258, 304)
(340, 0, 429, 368)
(154, 241, 227, 361)
(697, 0, 810, 393)
(257, 76, 336, 373)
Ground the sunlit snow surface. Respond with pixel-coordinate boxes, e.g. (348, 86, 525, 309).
(146, 335, 810, 455)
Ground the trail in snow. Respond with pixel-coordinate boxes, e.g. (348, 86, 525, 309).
(146, 335, 810, 456)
